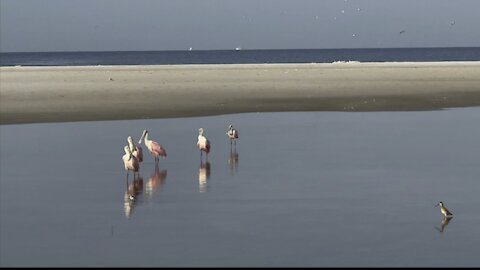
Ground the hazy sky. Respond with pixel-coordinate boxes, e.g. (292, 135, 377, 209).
(1, 0, 479, 52)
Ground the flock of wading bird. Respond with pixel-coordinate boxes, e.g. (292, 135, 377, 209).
(122, 125, 239, 195)
(121, 123, 453, 227)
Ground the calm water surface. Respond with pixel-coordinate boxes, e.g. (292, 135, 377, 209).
(1, 109, 480, 267)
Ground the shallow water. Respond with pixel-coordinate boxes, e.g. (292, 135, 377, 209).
(1, 108, 480, 267)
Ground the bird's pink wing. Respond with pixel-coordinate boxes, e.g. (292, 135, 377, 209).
(151, 141, 167, 157)
(205, 139, 211, 153)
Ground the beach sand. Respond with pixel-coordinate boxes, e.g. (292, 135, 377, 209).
(1, 61, 480, 125)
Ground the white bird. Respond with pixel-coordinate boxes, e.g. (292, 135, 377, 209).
(122, 145, 140, 180)
(127, 136, 143, 162)
(197, 128, 211, 161)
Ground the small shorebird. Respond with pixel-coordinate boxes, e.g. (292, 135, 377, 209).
(138, 129, 167, 163)
(226, 124, 239, 147)
(197, 128, 211, 160)
(435, 201, 453, 218)
(127, 136, 143, 162)
(122, 145, 140, 180)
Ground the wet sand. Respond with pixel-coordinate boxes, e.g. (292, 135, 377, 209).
(1, 61, 480, 125)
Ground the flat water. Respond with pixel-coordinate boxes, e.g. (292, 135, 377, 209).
(1, 108, 479, 267)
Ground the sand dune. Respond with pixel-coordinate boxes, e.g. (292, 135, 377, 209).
(1, 61, 480, 125)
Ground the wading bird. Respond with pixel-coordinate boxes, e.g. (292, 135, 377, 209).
(197, 128, 211, 161)
(226, 124, 239, 147)
(122, 145, 140, 180)
(127, 136, 143, 162)
(138, 129, 167, 163)
(435, 201, 453, 218)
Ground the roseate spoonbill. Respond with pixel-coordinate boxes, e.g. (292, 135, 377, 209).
(122, 145, 140, 180)
(226, 124, 239, 147)
(197, 128, 211, 160)
(127, 136, 143, 162)
(435, 201, 453, 218)
(138, 129, 167, 163)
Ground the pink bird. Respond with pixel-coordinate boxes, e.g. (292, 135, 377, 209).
(138, 129, 167, 163)
(226, 124, 239, 147)
(127, 136, 143, 162)
(197, 128, 211, 161)
(122, 145, 140, 180)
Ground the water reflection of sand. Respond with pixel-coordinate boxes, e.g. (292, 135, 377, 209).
(2, 62, 480, 125)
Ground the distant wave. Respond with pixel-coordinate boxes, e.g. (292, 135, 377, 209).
(1, 47, 480, 66)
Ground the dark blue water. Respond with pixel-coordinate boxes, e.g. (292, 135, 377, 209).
(1, 47, 479, 66)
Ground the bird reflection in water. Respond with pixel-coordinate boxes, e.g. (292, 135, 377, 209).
(198, 161, 211, 193)
(145, 162, 168, 200)
(124, 174, 144, 219)
(435, 216, 453, 233)
(228, 146, 239, 175)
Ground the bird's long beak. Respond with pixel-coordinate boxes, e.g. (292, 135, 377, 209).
(434, 203, 439, 207)
(138, 131, 146, 144)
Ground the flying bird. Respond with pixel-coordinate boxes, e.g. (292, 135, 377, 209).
(127, 136, 143, 162)
(197, 128, 211, 160)
(138, 130, 167, 163)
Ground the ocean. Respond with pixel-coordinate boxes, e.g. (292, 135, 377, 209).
(1, 47, 480, 66)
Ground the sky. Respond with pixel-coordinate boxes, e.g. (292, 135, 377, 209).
(0, 0, 479, 52)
